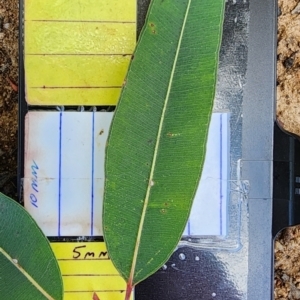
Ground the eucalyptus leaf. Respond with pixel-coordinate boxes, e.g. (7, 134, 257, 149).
(103, 0, 225, 298)
(0, 193, 63, 299)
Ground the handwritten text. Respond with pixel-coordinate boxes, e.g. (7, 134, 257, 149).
(30, 160, 39, 208)
(73, 245, 109, 260)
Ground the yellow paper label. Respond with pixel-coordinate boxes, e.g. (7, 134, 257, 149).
(24, 0, 136, 105)
(51, 242, 133, 300)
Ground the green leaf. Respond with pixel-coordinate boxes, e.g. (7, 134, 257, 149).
(103, 0, 225, 297)
(0, 193, 63, 299)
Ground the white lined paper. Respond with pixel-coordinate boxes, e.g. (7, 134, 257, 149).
(24, 111, 113, 236)
(183, 112, 229, 236)
(24, 111, 229, 237)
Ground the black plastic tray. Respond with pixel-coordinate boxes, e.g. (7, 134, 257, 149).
(18, 0, 294, 299)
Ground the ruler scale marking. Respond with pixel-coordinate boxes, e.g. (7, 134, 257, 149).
(24, 0, 136, 105)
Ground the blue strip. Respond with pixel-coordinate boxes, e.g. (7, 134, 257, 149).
(58, 112, 62, 236)
(219, 114, 223, 236)
(91, 111, 95, 236)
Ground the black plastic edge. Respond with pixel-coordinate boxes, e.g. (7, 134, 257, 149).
(48, 236, 104, 243)
(273, 123, 300, 237)
(18, 0, 26, 202)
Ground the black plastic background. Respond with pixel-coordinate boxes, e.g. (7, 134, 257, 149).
(273, 124, 300, 237)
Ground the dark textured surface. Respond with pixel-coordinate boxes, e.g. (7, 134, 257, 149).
(137, 0, 151, 36)
(136, 247, 241, 300)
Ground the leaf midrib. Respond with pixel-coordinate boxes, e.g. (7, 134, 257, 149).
(128, 0, 192, 285)
(0, 247, 55, 300)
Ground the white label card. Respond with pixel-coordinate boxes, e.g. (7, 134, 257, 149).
(24, 111, 113, 236)
(24, 111, 229, 237)
(183, 112, 229, 237)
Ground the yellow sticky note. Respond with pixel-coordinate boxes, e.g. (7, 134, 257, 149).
(51, 242, 133, 300)
(24, 0, 136, 106)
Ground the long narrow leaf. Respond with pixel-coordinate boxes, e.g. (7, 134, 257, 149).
(103, 0, 225, 298)
(0, 193, 63, 299)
